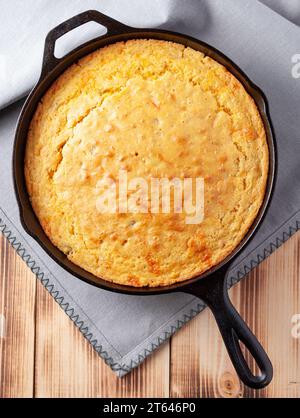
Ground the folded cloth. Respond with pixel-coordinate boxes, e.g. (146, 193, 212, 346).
(0, 0, 299, 376)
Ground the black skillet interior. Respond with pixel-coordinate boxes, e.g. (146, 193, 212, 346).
(13, 10, 276, 389)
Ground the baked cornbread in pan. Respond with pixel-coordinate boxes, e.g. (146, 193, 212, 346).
(25, 39, 269, 287)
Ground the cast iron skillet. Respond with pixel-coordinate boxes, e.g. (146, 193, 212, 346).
(13, 10, 276, 389)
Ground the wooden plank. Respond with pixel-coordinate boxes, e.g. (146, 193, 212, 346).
(1, 230, 299, 397)
(34, 278, 170, 398)
(170, 301, 242, 398)
(170, 232, 300, 398)
(244, 231, 300, 398)
(0, 235, 36, 398)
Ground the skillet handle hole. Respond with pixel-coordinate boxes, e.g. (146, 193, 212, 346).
(183, 275, 274, 390)
(237, 339, 265, 380)
(54, 21, 107, 59)
(41, 10, 131, 78)
(218, 312, 273, 390)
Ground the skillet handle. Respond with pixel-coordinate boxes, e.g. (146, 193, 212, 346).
(183, 272, 273, 389)
(41, 10, 131, 78)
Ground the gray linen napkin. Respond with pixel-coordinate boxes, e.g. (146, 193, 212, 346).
(0, 0, 299, 376)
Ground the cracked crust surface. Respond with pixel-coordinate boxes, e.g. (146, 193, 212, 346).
(25, 39, 269, 287)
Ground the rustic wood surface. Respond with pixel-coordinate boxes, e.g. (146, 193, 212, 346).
(0, 231, 299, 398)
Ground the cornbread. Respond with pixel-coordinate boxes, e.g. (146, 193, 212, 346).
(25, 39, 269, 287)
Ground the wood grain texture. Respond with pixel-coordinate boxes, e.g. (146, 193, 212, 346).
(170, 232, 300, 398)
(0, 236, 36, 398)
(34, 277, 169, 398)
(0, 232, 299, 398)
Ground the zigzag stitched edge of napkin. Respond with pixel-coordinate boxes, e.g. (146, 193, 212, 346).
(0, 209, 299, 376)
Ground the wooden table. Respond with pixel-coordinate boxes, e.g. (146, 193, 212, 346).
(0, 231, 299, 398)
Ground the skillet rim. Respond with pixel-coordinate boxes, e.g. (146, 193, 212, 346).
(13, 25, 277, 296)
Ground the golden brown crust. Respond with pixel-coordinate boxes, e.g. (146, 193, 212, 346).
(25, 39, 269, 287)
